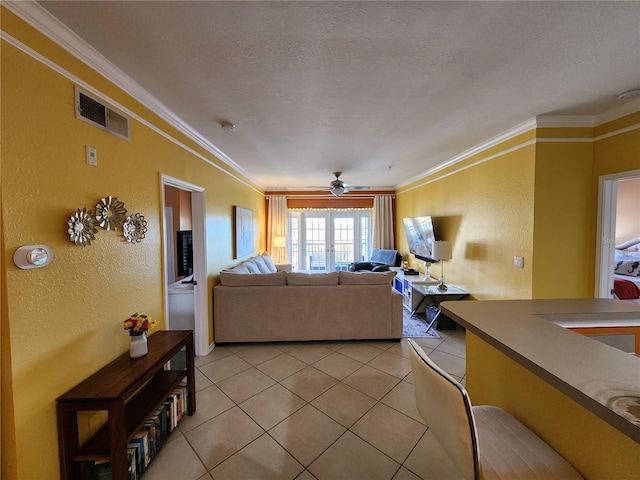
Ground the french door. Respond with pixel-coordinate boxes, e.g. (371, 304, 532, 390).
(290, 210, 371, 271)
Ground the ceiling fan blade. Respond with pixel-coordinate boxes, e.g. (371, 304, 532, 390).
(346, 185, 370, 190)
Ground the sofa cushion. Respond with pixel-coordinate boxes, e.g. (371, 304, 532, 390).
(259, 253, 278, 273)
(220, 271, 287, 286)
(287, 272, 339, 285)
(339, 270, 396, 285)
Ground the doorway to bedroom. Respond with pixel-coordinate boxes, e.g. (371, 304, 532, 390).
(161, 174, 208, 356)
(595, 169, 640, 300)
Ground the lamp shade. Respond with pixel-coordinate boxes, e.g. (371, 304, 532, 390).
(273, 236, 286, 248)
(432, 241, 452, 261)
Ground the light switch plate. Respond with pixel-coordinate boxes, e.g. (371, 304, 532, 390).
(86, 146, 97, 166)
(514, 256, 524, 268)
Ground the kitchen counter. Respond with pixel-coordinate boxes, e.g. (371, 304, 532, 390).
(441, 299, 640, 479)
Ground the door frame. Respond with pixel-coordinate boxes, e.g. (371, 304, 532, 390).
(595, 169, 640, 298)
(160, 174, 209, 356)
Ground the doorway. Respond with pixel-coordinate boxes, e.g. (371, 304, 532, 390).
(290, 210, 372, 271)
(161, 174, 209, 356)
(595, 169, 640, 298)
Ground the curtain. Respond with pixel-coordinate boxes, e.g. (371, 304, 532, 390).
(267, 195, 289, 263)
(373, 195, 394, 249)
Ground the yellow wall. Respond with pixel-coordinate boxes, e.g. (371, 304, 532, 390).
(396, 118, 640, 301)
(396, 134, 536, 300)
(466, 332, 640, 479)
(531, 141, 595, 298)
(1, 10, 264, 479)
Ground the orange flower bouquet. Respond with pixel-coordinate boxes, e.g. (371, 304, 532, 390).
(123, 313, 156, 336)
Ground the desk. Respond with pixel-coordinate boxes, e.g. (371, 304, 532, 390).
(411, 284, 469, 331)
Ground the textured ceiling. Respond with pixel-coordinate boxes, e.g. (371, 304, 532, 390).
(32, 1, 640, 190)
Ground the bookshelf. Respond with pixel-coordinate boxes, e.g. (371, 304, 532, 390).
(57, 330, 196, 480)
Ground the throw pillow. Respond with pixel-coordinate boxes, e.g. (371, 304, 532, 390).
(220, 271, 287, 286)
(259, 252, 278, 273)
(251, 255, 273, 273)
(229, 263, 250, 274)
(614, 258, 640, 277)
(286, 272, 339, 285)
(338, 270, 396, 285)
(243, 259, 262, 274)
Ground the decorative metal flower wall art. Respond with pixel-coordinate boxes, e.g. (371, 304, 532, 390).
(95, 196, 127, 231)
(67, 208, 98, 246)
(123, 213, 148, 243)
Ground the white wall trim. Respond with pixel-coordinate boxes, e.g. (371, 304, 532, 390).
(536, 115, 595, 128)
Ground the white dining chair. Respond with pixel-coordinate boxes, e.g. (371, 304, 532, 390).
(407, 339, 583, 479)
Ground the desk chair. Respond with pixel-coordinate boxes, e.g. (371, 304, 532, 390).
(407, 339, 583, 479)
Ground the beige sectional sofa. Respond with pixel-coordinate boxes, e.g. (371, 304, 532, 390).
(213, 253, 403, 344)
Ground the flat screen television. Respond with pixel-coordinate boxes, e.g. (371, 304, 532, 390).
(176, 230, 193, 277)
(402, 216, 438, 263)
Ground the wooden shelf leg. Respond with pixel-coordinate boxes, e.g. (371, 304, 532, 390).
(108, 401, 129, 480)
(57, 403, 81, 480)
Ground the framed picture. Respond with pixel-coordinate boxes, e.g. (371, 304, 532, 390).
(233, 206, 253, 258)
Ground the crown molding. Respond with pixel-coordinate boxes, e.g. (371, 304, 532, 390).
(595, 97, 640, 125)
(3, 1, 257, 186)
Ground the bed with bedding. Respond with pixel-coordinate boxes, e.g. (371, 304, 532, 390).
(614, 237, 640, 305)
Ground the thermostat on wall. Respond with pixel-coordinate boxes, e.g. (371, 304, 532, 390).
(13, 245, 53, 269)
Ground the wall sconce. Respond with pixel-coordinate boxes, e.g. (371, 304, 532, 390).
(13, 245, 54, 269)
(432, 241, 452, 291)
(273, 236, 286, 263)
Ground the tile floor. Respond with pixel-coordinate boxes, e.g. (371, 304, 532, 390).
(142, 328, 467, 480)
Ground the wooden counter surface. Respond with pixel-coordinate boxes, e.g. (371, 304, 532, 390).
(441, 299, 640, 443)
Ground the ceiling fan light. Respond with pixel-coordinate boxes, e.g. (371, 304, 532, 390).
(330, 186, 344, 196)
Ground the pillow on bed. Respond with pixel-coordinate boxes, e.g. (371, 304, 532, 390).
(614, 258, 640, 277)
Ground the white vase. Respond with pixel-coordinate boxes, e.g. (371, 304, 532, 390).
(130, 332, 148, 358)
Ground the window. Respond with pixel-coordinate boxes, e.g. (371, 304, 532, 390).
(289, 209, 372, 271)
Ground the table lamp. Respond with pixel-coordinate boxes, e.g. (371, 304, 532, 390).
(273, 235, 286, 263)
(432, 240, 452, 291)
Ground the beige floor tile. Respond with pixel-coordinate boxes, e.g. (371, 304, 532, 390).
(380, 381, 425, 425)
(280, 366, 338, 401)
(198, 354, 251, 383)
(269, 404, 346, 466)
(435, 333, 466, 359)
(402, 429, 460, 480)
(195, 346, 233, 367)
(318, 341, 348, 351)
(286, 344, 335, 364)
(185, 406, 263, 470)
(404, 372, 414, 385)
(336, 343, 386, 363)
(308, 430, 400, 480)
(216, 366, 276, 403)
(410, 336, 444, 351)
(196, 473, 213, 480)
(233, 344, 284, 365)
(257, 353, 308, 381)
(312, 352, 364, 380)
(295, 470, 318, 480)
(351, 403, 426, 464)
(240, 383, 307, 430)
(386, 339, 414, 359)
(392, 467, 422, 480)
(367, 351, 412, 379)
(367, 340, 397, 351)
(343, 365, 400, 400)
(428, 350, 466, 378)
(194, 368, 213, 392)
(311, 383, 376, 428)
(211, 433, 304, 480)
(142, 435, 207, 480)
(178, 384, 235, 433)
(165, 424, 183, 444)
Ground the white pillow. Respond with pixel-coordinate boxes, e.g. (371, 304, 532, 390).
(260, 253, 278, 273)
(243, 259, 261, 274)
(614, 258, 640, 277)
(251, 255, 272, 273)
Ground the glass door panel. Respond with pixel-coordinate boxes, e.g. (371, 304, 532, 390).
(304, 216, 327, 270)
(333, 215, 355, 271)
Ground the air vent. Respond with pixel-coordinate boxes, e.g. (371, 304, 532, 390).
(75, 86, 130, 141)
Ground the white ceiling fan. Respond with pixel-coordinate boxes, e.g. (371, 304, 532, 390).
(311, 172, 371, 196)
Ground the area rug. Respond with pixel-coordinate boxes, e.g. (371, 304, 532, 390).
(402, 309, 440, 338)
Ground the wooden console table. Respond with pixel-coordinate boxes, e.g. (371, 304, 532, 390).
(57, 330, 196, 480)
